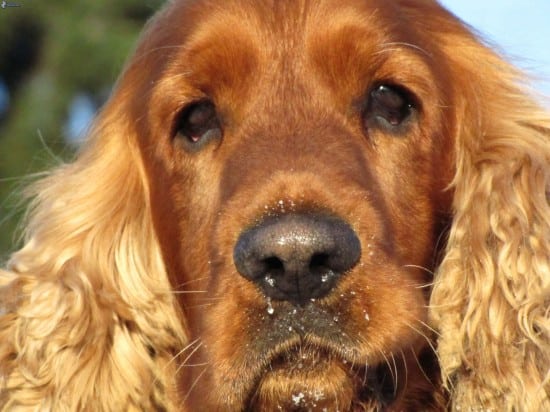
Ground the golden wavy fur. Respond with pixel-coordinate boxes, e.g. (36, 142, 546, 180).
(1, 0, 549, 410)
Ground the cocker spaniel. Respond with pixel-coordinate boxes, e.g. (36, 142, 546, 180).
(1, 0, 549, 411)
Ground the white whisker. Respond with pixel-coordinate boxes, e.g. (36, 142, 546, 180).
(173, 276, 210, 287)
(390, 353, 399, 396)
(182, 366, 209, 403)
(400, 349, 409, 394)
(379, 349, 396, 387)
(169, 338, 202, 366)
(152, 338, 202, 386)
(403, 264, 435, 276)
(177, 341, 204, 371)
(403, 320, 440, 366)
(185, 303, 216, 309)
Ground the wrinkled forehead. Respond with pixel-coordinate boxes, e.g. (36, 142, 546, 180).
(118, 0, 446, 128)
(130, 0, 433, 81)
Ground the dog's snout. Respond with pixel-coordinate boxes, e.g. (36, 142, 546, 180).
(233, 214, 361, 305)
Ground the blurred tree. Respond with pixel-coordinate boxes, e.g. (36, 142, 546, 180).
(0, 0, 163, 260)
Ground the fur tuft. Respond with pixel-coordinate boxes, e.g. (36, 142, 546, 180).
(0, 106, 186, 411)
(430, 32, 550, 410)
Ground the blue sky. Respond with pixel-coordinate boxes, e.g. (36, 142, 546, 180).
(440, 0, 550, 102)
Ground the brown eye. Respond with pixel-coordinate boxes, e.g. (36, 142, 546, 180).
(364, 84, 416, 132)
(174, 100, 222, 150)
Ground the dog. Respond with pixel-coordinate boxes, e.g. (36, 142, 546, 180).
(1, 0, 549, 410)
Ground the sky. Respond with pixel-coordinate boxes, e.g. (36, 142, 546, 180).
(440, 0, 550, 103)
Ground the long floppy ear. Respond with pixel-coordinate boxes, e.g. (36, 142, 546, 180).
(0, 98, 186, 410)
(429, 22, 550, 411)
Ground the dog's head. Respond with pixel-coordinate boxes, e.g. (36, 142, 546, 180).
(31, 0, 544, 410)
(116, 1, 461, 409)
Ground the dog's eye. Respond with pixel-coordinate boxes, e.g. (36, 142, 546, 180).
(173, 100, 222, 150)
(364, 84, 416, 132)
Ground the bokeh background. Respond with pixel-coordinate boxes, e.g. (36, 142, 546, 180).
(0, 0, 549, 259)
(0, 0, 163, 259)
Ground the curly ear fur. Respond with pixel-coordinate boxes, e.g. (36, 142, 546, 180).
(429, 26, 550, 411)
(0, 103, 186, 411)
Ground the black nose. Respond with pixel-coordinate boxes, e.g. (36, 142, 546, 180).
(233, 214, 361, 305)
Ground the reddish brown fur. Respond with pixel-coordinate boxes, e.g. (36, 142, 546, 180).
(2, 0, 549, 411)
(131, 0, 457, 409)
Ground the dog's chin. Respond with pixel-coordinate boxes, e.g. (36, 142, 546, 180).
(247, 347, 396, 411)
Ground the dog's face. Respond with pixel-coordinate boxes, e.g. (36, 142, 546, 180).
(127, 0, 457, 409)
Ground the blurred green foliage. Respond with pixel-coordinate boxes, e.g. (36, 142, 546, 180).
(0, 0, 164, 260)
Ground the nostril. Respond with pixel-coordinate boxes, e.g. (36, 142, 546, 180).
(309, 252, 330, 274)
(262, 256, 285, 276)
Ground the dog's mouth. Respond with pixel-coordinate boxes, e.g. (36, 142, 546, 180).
(246, 342, 399, 411)
(231, 300, 406, 411)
